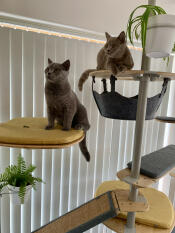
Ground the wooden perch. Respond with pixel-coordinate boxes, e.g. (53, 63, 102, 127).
(89, 70, 175, 81)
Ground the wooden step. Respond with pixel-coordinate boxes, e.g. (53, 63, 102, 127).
(117, 168, 173, 188)
(104, 214, 175, 233)
(89, 70, 175, 81)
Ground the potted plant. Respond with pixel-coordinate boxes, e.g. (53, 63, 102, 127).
(127, 4, 175, 58)
(146, 14, 175, 58)
(0, 154, 43, 205)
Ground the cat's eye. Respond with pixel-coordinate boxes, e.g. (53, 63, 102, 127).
(45, 68, 49, 73)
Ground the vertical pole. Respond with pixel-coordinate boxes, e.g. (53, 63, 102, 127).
(125, 75, 150, 232)
(125, 0, 156, 232)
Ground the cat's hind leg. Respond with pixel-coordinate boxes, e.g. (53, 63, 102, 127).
(45, 107, 55, 130)
(62, 109, 75, 131)
(73, 105, 90, 131)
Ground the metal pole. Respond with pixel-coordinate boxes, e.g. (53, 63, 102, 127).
(129, 76, 150, 179)
(125, 0, 156, 232)
(125, 75, 150, 233)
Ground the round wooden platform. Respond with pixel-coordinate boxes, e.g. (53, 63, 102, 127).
(95, 181, 174, 230)
(156, 116, 175, 123)
(0, 118, 84, 149)
(89, 70, 175, 81)
(104, 215, 175, 233)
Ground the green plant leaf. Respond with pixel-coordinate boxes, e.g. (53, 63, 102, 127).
(132, 21, 141, 41)
(19, 185, 26, 204)
(126, 4, 167, 48)
(142, 8, 152, 48)
(163, 56, 170, 66)
(172, 43, 175, 52)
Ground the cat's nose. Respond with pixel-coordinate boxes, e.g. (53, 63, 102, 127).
(107, 49, 110, 53)
(48, 72, 51, 75)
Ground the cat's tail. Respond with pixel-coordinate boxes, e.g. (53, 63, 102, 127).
(79, 134, 90, 162)
(78, 69, 96, 91)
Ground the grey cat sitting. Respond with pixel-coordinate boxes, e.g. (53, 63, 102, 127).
(45, 58, 90, 162)
(78, 31, 134, 91)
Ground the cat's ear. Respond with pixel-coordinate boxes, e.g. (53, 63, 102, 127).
(118, 31, 126, 43)
(48, 58, 53, 65)
(62, 59, 70, 71)
(105, 32, 111, 41)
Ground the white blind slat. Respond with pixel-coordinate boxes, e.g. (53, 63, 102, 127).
(50, 149, 62, 220)
(21, 150, 32, 233)
(10, 30, 22, 118)
(22, 31, 34, 117)
(31, 150, 42, 231)
(41, 150, 52, 225)
(0, 28, 10, 233)
(10, 149, 21, 233)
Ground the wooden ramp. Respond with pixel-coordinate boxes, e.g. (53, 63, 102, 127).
(33, 190, 148, 233)
(33, 191, 117, 233)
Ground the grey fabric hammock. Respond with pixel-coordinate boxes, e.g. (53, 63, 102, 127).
(92, 75, 169, 120)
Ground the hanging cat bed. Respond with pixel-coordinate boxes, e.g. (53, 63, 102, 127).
(92, 75, 169, 120)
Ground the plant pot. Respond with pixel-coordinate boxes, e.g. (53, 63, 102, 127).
(145, 14, 175, 58)
(8, 185, 32, 205)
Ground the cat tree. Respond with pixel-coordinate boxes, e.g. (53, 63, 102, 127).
(125, 0, 156, 230)
(0, 0, 175, 232)
(92, 0, 175, 232)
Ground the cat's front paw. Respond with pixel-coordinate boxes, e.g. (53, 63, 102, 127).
(118, 65, 127, 72)
(62, 127, 71, 131)
(111, 67, 119, 75)
(45, 125, 54, 130)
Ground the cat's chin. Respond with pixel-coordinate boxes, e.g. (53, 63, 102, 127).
(105, 52, 117, 58)
(47, 79, 55, 83)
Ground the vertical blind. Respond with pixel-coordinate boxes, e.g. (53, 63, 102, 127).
(0, 26, 174, 233)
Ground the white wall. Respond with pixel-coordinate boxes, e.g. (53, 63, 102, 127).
(1, 0, 175, 35)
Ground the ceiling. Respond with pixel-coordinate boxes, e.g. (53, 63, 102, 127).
(0, 0, 175, 35)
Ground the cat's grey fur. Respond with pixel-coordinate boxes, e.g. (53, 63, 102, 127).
(78, 31, 134, 90)
(45, 58, 90, 161)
